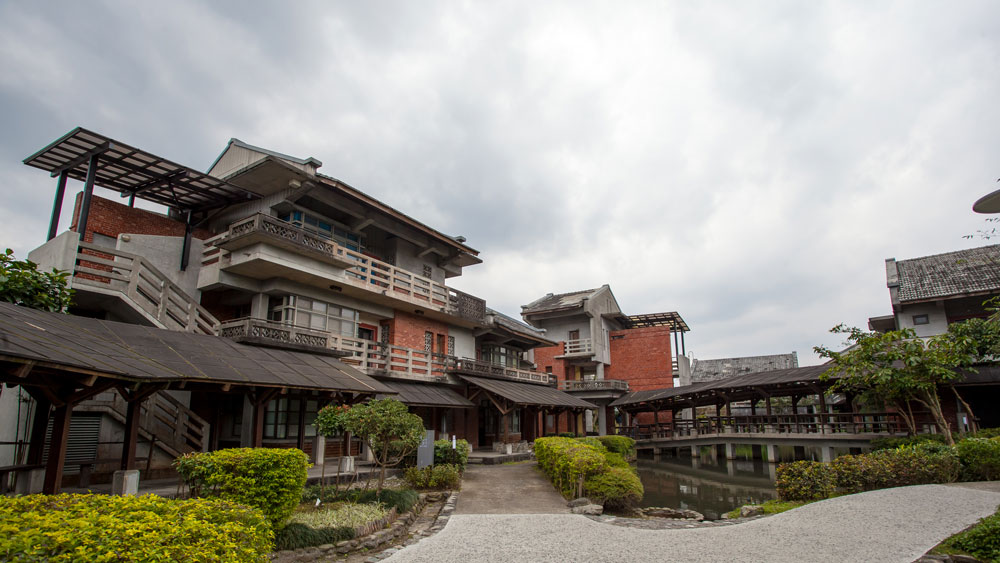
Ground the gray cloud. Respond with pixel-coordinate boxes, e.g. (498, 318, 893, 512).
(2, 0, 998, 366)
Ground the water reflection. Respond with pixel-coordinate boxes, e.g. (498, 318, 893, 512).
(636, 453, 777, 520)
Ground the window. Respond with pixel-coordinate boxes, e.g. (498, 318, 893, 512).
(481, 344, 522, 367)
(545, 366, 552, 374)
(509, 409, 521, 434)
(447, 336, 455, 356)
(271, 295, 358, 335)
(912, 314, 930, 326)
(424, 331, 434, 352)
(278, 210, 365, 251)
(422, 264, 433, 278)
(263, 397, 320, 439)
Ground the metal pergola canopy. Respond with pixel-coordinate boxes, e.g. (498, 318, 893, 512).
(612, 312, 690, 332)
(24, 127, 259, 212)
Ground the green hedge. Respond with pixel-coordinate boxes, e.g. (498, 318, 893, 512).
(404, 464, 462, 489)
(434, 439, 471, 471)
(939, 506, 1000, 562)
(584, 467, 643, 510)
(597, 436, 636, 458)
(970, 427, 1000, 439)
(869, 434, 948, 451)
(831, 448, 958, 494)
(955, 437, 1000, 481)
(175, 448, 309, 529)
(535, 437, 644, 508)
(0, 493, 272, 562)
(776, 461, 836, 501)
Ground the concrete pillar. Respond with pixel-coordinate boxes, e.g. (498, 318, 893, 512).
(726, 461, 736, 477)
(820, 446, 836, 463)
(598, 404, 608, 436)
(312, 435, 326, 466)
(14, 468, 45, 494)
(585, 409, 594, 433)
(690, 444, 699, 458)
(250, 293, 270, 319)
(112, 470, 140, 496)
(724, 443, 737, 460)
(766, 462, 777, 481)
(765, 443, 780, 464)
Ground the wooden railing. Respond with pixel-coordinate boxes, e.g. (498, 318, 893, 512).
(80, 391, 210, 458)
(205, 214, 486, 324)
(561, 379, 629, 392)
(73, 241, 218, 334)
(618, 412, 936, 441)
(562, 338, 593, 356)
(450, 358, 555, 385)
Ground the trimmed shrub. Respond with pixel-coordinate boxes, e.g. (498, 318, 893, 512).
(597, 436, 637, 458)
(575, 437, 606, 450)
(955, 437, 1000, 481)
(274, 523, 354, 551)
(939, 506, 1000, 562)
(175, 447, 310, 529)
(0, 493, 272, 562)
(971, 427, 1000, 439)
(434, 439, 471, 471)
(776, 461, 836, 501)
(534, 437, 610, 498)
(602, 451, 631, 470)
(404, 464, 462, 489)
(584, 466, 643, 510)
(869, 434, 948, 451)
(557, 432, 577, 438)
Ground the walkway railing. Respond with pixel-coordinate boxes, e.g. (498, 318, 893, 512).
(618, 412, 935, 441)
(204, 214, 486, 324)
(73, 241, 218, 334)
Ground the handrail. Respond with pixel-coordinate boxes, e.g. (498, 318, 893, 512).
(205, 214, 487, 323)
(81, 391, 209, 456)
(74, 241, 218, 334)
(617, 412, 936, 441)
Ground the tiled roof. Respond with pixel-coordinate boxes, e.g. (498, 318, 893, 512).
(690, 353, 799, 384)
(378, 380, 475, 408)
(521, 287, 603, 315)
(0, 302, 392, 394)
(487, 308, 548, 338)
(459, 375, 597, 409)
(896, 244, 1000, 303)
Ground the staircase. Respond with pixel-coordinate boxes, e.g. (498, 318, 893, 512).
(71, 241, 219, 334)
(77, 390, 210, 459)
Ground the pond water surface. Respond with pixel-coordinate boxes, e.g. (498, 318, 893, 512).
(635, 452, 778, 520)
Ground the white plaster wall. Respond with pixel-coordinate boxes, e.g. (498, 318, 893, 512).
(449, 326, 476, 359)
(27, 231, 79, 275)
(532, 316, 590, 341)
(896, 301, 948, 337)
(0, 387, 32, 466)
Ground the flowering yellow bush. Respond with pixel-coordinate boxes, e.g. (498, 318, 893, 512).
(0, 494, 272, 562)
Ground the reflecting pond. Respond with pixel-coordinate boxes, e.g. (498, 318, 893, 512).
(635, 450, 778, 520)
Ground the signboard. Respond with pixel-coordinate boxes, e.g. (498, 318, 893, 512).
(416, 429, 435, 468)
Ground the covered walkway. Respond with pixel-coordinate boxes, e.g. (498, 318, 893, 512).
(387, 483, 1000, 562)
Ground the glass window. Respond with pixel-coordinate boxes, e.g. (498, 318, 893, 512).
(280, 210, 365, 251)
(264, 396, 320, 439)
(273, 295, 358, 336)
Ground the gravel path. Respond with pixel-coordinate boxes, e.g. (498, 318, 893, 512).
(385, 484, 1000, 563)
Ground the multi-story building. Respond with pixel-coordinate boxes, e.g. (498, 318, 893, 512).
(9, 128, 592, 480)
(868, 244, 1000, 336)
(520, 285, 689, 434)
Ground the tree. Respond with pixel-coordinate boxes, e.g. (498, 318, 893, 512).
(0, 249, 73, 312)
(815, 325, 968, 445)
(314, 404, 353, 494)
(317, 398, 425, 493)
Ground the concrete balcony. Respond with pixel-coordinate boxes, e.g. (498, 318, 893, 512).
(560, 379, 629, 400)
(200, 214, 486, 327)
(556, 338, 594, 358)
(449, 358, 556, 386)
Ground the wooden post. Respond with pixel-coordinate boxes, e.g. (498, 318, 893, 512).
(252, 400, 266, 447)
(43, 403, 73, 494)
(296, 397, 307, 451)
(121, 399, 142, 470)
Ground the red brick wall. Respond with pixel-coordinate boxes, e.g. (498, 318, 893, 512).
(70, 193, 214, 243)
(385, 311, 450, 351)
(533, 343, 569, 382)
(608, 326, 674, 426)
(607, 326, 673, 391)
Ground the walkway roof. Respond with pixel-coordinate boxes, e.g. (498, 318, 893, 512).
(460, 375, 596, 409)
(379, 380, 475, 408)
(23, 127, 260, 212)
(610, 364, 834, 409)
(0, 302, 392, 395)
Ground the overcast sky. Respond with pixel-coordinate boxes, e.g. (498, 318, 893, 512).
(1, 1, 998, 365)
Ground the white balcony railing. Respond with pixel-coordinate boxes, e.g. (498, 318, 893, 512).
(450, 358, 555, 385)
(203, 214, 486, 324)
(561, 338, 594, 356)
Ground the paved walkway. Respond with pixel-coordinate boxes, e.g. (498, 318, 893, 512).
(455, 462, 568, 514)
(387, 478, 1000, 563)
